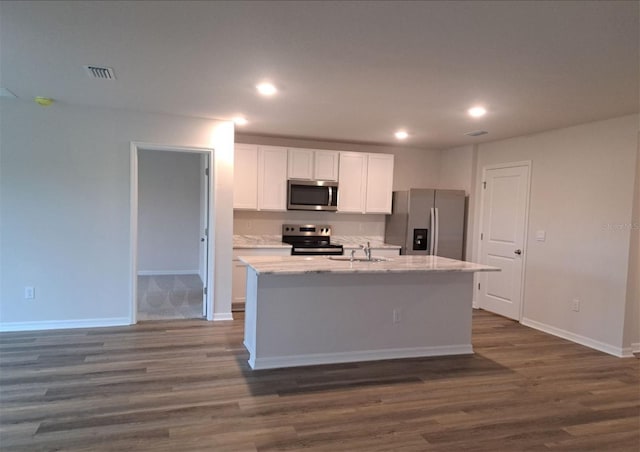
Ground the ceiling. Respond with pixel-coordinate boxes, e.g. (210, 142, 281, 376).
(1, 1, 638, 149)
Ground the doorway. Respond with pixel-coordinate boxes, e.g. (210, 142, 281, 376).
(130, 143, 213, 323)
(477, 161, 531, 320)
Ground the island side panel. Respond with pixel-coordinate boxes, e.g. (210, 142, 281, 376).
(243, 267, 258, 365)
(248, 271, 474, 370)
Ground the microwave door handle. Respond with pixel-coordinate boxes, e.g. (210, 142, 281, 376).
(328, 186, 333, 207)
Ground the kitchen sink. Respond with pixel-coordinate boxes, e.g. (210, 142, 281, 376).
(327, 256, 391, 263)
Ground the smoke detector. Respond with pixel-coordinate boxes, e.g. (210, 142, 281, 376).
(83, 65, 116, 80)
(465, 130, 488, 137)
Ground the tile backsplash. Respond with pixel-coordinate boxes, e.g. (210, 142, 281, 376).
(233, 210, 386, 236)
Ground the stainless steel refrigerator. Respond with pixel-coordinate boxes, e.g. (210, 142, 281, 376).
(384, 189, 466, 259)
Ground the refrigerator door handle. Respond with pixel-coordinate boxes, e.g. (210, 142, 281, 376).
(429, 207, 436, 255)
(434, 207, 440, 256)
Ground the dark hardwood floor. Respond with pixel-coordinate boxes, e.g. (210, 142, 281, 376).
(1, 310, 638, 451)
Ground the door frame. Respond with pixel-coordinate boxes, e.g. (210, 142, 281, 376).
(476, 160, 532, 321)
(129, 142, 214, 324)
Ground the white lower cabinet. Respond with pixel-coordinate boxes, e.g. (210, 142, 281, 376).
(232, 248, 292, 310)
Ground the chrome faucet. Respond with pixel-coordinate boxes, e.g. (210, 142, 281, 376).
(350, 249, 356, 262)
(361, 242, 372, 261)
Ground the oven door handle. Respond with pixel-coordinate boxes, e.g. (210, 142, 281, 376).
(292, 247, 343, 255)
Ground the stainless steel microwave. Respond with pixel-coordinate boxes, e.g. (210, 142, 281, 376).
(287, 179, 338, 211)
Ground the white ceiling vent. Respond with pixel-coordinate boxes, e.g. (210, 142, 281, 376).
(0, 87, 17, 98)
(83, 65, 116, 80)
(465, 130, 488, 137)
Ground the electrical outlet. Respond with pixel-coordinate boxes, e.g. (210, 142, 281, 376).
(571, 298, 580, 312)
(24, 286, 35, 299)
(393, 308, 401, 323)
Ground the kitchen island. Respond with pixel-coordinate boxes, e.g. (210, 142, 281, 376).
(239, 255, 499, 370)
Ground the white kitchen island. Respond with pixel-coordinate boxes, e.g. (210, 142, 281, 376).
(239, 255, 499, 370)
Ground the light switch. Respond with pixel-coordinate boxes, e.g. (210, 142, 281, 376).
(536, 230, 546, 242)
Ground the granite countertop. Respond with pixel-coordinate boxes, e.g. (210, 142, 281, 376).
(238, 255, 500, 275)
(331, 236, 401, 250)
(233, 235, 292, 249)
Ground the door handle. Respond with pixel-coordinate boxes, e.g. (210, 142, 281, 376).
(514, 249, 522, 255)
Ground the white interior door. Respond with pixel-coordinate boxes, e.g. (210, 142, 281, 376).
(199, 154, 210, 317)
(478, 163, 530, 320)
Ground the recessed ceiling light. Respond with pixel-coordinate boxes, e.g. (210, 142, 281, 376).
(233, 117, 248, 126)
(468, 106, 487, 118)
(256, 82, 277, 96)
(394, 130, 409, 140)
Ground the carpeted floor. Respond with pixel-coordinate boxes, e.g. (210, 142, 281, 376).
(137, 274, 204, 321)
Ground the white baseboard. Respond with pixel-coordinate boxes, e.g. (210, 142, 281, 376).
(521, 317, 629, 358)
(621, 342, 640, 358)
(212, 312, 234, 321)
(137, 270, 199, 276)
(249, 344, 473, 370)
(0, 317, 131, 332)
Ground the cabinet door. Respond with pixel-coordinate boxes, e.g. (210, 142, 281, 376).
(258, 146, 288, 211)
(233, 144, 259, 209)
(338, 152, 367, 213)
(314, 150, 339, 181)
(365, 153, 394, 214)
(288, 148, 314, 180)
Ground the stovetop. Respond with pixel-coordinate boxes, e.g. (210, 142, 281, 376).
(282, 224, 344, 255)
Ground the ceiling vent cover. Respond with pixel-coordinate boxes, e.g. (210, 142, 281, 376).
(465, 130, 488, 137)
(83, 65, 116, 80)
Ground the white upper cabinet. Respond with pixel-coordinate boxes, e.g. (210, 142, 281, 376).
(233, 144, 258, 210)
(338, 152, 394, 214)
(257, 146, 288, 211)
(365, 153, 395, 214)
(287, 148, 314, 180)
(338, 152, 368, 213)
(314, 150, 339, 181)
(235, 144, 391, 214)
(288, 148, 339, 181)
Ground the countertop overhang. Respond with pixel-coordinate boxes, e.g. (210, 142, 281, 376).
(238, 255, 500, 275)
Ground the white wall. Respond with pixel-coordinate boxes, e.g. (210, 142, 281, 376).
(471, 115, 638, 354)
(439, 145, 475, 194)
(623, 134, 639, 351)
(137, 150, 201, 274)
(439, 145, 477, 260)
(0, 100, 234, 328)
(234, 133, 442, 236)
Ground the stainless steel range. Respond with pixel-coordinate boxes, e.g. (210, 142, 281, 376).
(282, 224, 344, 256)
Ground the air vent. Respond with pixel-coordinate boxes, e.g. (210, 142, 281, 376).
(465, 130, 488, 137)
(83, 65, 116, 80)
(0, 87, 17, 98)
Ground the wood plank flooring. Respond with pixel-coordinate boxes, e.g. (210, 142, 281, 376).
(1, 310, 638, 451)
